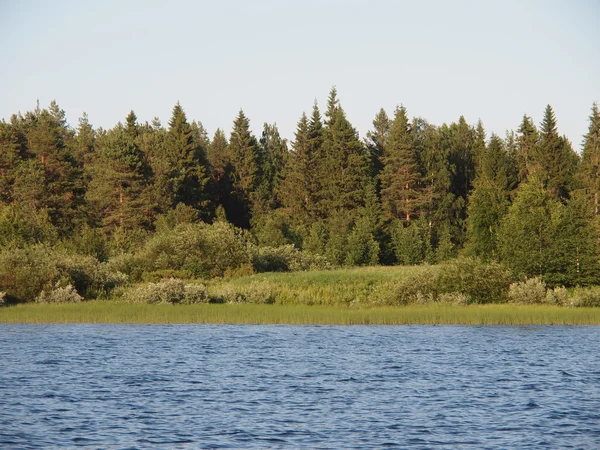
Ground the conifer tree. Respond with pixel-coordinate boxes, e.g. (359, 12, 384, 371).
(228, 109, 260, 227)
(320, 88, 371, 217)
(365, 108, 390, 178)
(580, 102, 600, 215)
(85, 121, 151, 231)
(533, 105, 577, 199)
(380, 105, 422, 222)
(516, 114, 538, 182)
(466, 134, 511, 259)
(254, 123, 287, 213)
(206, 128, 234, 218)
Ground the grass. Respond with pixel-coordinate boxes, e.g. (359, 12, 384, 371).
(1, 303, 600, 325)
(2, 265, 599, 325)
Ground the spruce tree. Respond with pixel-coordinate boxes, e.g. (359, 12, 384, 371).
(466, 134, 511, 260)
(533, 105, 577, 199)
(380, 105, 422, 222)
(516, 114, 538, 182)
(365, 108, 390, 178)
(320, 88, 371, 217)
(580, 102, 600, 214)
(228, 109, 260, 227)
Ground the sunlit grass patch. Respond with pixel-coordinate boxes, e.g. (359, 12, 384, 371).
(1, 303, 599, 325)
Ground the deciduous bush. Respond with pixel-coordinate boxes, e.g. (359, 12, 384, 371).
(35, 283, 83, 304)
(136, 222, 251, 278)
(126, 279, 210, 304)
(507, 278, 547, 304)
(251, 245, 331, 273)
(569, 286, 600, 307)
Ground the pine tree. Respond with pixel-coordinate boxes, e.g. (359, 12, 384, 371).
(380, 105, 422, 222)
(85, 121, 151, 231)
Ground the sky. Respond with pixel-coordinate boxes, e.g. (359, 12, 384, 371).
(1, 0, 599, 150)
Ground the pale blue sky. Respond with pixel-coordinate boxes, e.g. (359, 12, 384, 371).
(1, 0, 598, 149)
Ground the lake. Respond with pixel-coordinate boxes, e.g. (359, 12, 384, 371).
(1, 325, 599, 448)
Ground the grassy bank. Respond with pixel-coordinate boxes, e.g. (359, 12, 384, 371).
(1, 303, 600, 325)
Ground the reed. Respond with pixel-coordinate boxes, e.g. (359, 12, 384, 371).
(1, 303, 599, 325)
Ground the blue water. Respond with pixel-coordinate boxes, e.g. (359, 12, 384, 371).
(1, 325, 599, 449)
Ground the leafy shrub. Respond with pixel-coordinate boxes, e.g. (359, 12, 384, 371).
(136, 222, 251, 278)
(251, 245, 331, 273)
(0, 292, 6, 307)
(544, 286, 569, 305)
(126, 279, 209, 304)
(393, 266, 438, 305)
(436, 258, 513, 304)
(391, 258, 513, 305)
(182, 283, 209, 304)
(508, 278, 547, 304)
(141, 269, 192, 283)
(36, 283, 83, 304)
(0, 245, 106, 302)
(569, 286, 600, 307)
(438, 292, 472, 306)
(208, 282, 275, 304)
(127, 279, 186, 304)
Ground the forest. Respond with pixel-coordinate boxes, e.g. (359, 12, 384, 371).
(0, 88, 599, 305)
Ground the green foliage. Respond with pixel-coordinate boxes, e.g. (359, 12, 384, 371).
(36, 283, 83, 304)
(126, 279, 209, 305)
(507, 278, 547, 304)
(251, 245, 331, 273)
(0, 245, 123, 302)
(345, 217, 380, 266)
(136, 221, 250, 278)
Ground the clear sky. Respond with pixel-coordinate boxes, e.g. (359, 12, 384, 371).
(1, 0, 598, 150)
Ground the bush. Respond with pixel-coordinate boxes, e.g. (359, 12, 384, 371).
(436, 258, 514, 304)
(208, 282, 276, 304)
(36, 283, 83, 304)
(126, 279, 210, 305)
(544, 286, 569, 305)
(508, 278, 547, 304)
(390, 258, 513, 305)
(136, 222, 251, 278)
(0, 292, 6, 307)
(250, 245, 331, 273)
(438, 292, 472, 306)
(0, 245, 106, 302)
(569, 286, 600, 307)
(182, 283, 209, 304)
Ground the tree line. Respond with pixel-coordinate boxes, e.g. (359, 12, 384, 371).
(1, 88, 599, 286)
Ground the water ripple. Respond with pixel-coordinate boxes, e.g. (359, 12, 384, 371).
(1, 324, 599, 448)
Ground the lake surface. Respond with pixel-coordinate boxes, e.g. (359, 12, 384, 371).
(1, 325, 599, 449)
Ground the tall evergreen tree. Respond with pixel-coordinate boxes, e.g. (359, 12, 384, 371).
(466, 134, 511, 259)
(228, 109, 260, 227)
(580, 102, 600, 215)
(365, 108, 390, 178)
(320, 88, 371, 217)
(380, 105, 422, 222)
(85, 120, 151, 231)
(255, 123, 287, 213)
(533, 105, 577, 199)
(516, 114, 538, 182)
